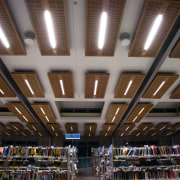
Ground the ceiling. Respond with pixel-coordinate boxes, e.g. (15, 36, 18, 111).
(0, 0, 180, 138)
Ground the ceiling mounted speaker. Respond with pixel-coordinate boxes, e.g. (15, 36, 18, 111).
(120, 32, 130, 46)
(24, 31, 35, 45)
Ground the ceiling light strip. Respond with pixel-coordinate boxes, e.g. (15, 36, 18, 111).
(153, 81, 165, 96)
(0, 89, 4, 95)
(115, 108, 120, 115)
(45, 116, 49, 122)
(24, 79, 34, 95)
(132, 116, 138, 123)
(51, 126, 55, 131)
(124, 80, 133, 95)
(112, 116, 116, 122)
(15, 107, 22, 114)
(40, 107, 45, 115)
(138, 107, 145, 115)
(23, 116, 28, 122)
(93, 80, 98, 96)
(0, 27, 10, 48)
(60, 80, 65, 95)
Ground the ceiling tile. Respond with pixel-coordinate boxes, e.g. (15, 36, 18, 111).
(48, 72, 74, 98)
(129, 0, 180, 57)
(85, 73, 109, 98)
(170, 85, 180, 99)
(26, 123, 46, 136)
(143, 74, 179, 99)
(100, 124, 117, 137)
(11, 72, 44, 98)
(65, 123, 78, 133)
(136, 123, 153, 133)
(0, 0, 26, 55)
(84, 123, 97, 137)
(85, 0, 126, 56)
(114, 73, 145, 98)
(45, 123, 62, 137)
(25, 0, 70, 55)
(116, 123, 135, 136)
(6, 122, 24, 133)
(169, 40, 180, 58)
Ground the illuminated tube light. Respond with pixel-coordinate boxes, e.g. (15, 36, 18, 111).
(144, 14, 163, 50)
(143, 126, 147, 131)
(51, 126, 55, 131)
(23, 116, 28, 122)
(22, 133, 26, 136)
(40, 107, 45, 115)
(32, 126, 37, 131)
(105, 133, 107, 136)
(152, 132, 156, 136)
(115, 108, 120, 115)
(15, 107, 22, 114)
(89, 133, 90, 137)
(70, 126, 73, 131)
(153, 81, 165, 96)
(121, 133, 124, 136)
(138, 108, 145, 115)
(0, 27, 10, 48)
(45, 116, 49, 122)
(124, 80, 133, 95)
(98, 12, 107, 49)
(90, 126, 92, 132)
(39, 133, 42, 136)
(60, 80, 65, 95)
(176, 127, 180, 131)
(24, 79, 34, 95)
(6, 133, 10, 136)
(55, 133, 58, 136)
(132, 116, 138, 123)
(44, 10, 56, 48)
(166, 132, 172, 136)
(108, 126, 111, 131)
(0, 89, 4, 95)
(93, 80, 98, 96)
(112, 116, 116, 122)
(136, 132, 141, 136)
(13, 126, 19, 131)
(160, 126, 165, 131)
(125, 126, 129, 131)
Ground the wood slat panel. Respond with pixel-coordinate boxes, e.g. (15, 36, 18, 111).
(131, 130, 144, 136)
(31, 103, 56, 123)
(100, 124, 116, 136)
(136, 123, 154, 133)
(5, 103, 35, 123)
(26, 123, 46, 136)
(7, 122, 24, 133)
(85, 73, 109, 98)
(126, 104, 153, 123)
(25, 0, 70, 56)
(114, 73, 145, 98)
(170, 85, 180, 99)
(48, 72, 74, 98)
(65, 123, 78, 133)
(129, 0, 180, 57)
(85, 0, 126, 56)
(116, 124, 135, 136)
(143, 74, 179, 99)
(169, 40, 180, 58)
(45, 123, 62, 137)
(0, 76, 15, 97)
(11, 72, 44, 97)
(105, 104, 128, 123)
(0, 0, 26, 55)
(84, 123, 97, 137)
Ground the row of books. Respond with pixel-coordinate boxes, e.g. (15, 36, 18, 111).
(114, 145, 180, 157)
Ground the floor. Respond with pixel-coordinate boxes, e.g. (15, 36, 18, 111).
(77, 167, 99, 180)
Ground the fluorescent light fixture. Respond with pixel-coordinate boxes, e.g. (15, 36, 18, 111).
(125, 126, 129, 131)
(32, 126, 37, 131)
(60, 80, 65, 95)
(112, 116, 116, 122)
(22, 133, 26, 136)
(40, 107, 45, 115)
(24, 79, 34, 95)
(89, 133, 90, 137)
(98, 12, 107, 49)
(6, 133, 10, 136)
(105, 133, 107, 136)
(70, 126, 73, 131)
(39, 133, 42, 136)
(138, 108, 145, 115)
(13, 126, 18, 131)
(136, 132, 141, 136)
(23, 116, 28, 122)
(93, 80, 98, 96)
(160, 126, 165, 131)
(124, 80, 133, 95)
(55, 133, 58, 136)
(90, 126, 92, 132)
(0, 89, 4, 95)
(15, 107, 22, 114)
(115, 108, 120, 115)
(108, 126, 111, 131)
(121, 133, 124, 136)
(45, 116, 49, 122)
(0, 27, 10, 48)
(144, 14, 163, 50)
(143, 126, 147, 131)
(132, 116, 138, 123)
(152, 132, 156, 136)
(51, 126, 55, 131)
(176, 127, 180, 131)
(44, 10, 56, 48)
(166, 132, 172, 136)
(153, 81, 165, 96)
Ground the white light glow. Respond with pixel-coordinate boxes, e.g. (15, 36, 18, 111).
(121, 133, 124, 136)
(0, 89, 4, 95)
(90, 126, 92, 132)
(176, 127, 180, 131)
(39, 133, 42, 136)
(136, 132, 141, 136)
(22, 133, 26, 136)
(89, 133, 90, 137)
(93, 80, 98, 96)
(6, 133, 10, 136)
(112, 116, 116, 122)
(71, 126, 73, 131)
(13, 126, 19, 131)
(60, 80, 65, 95)
(153, 81, 165, 96)
(55, 133, 58, 136)
(108, 126, 111, 131)
(32, 126, 37, 131)
(0, 27, 10, 48)
(105, 133, 107, 136)
(115, 108, 120, 115)
(98, 12, 107, 49)
(132, 116, 138, 123)
(24, 79, 34, 95)
(45, 116, 49, 122)
(143, 126, 147, 131)
(166, 132, 172, 136)
(44, 10, 56, 48)
(152, 132, 156, 136)
(160, 126, 165, 131)
(138, 108, 145, 115)
(144, 14, 163, 50)
(40, 107, 45, 115)
(15, 107, 22, 114)
(51, 126, 55, 131)
(23, 116, 28, 122)
(124, 80, 133, 95)
(125, 126, 129, 131)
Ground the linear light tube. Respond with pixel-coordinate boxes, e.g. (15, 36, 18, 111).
(55, 133, 58, 136)
(160, 126, 165, 131)
(44, 10, 56, 48)
(93, 80, 98, 96)
(0, 27, 10, 48)
(24, 79, 34, 95)
(89, 133, 90, 137)
(0, 89, 4, 95)
(71, 126, 73, 131)
(105, 133, 107, 136)
(45, 116, 49, 122)
(32, 126, 37, 131)
(15, 107, 22, 114)
(40, 107, 45, 115)
(136, 132, 141, 136)
(60, 80, 65, 95)
(153, 81, 165, 96)
(166, 132, 172, 136)
(121, 133, 124, 136)
(13, 126, 18, 131)
(98, 12, 107, 49)
(143, 126, 147, 131)
(22, 133, 26, 136)
(125, 126, 129, 131)
(152, 132, 156, 136)
(90, 126, 92, 132)
(108, 126, 111, 131)
(39, 133, 42, 136)
(6, 133, 10, 136)
(132, 116, 138, 123)
(144, 14, 163, 50)
(112, 116, 116, 122)
(115, 108, 120, 115)
(124, 80, 133, 95)
(51, 126, 55, 131)
(23, 116, 28, 122)
(138, 108, 145, 115)
(176, 127, 180, 131)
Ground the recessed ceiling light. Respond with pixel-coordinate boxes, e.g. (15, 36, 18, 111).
(166, 132, 172, 136)
(160, 126, 166, 131)
(22, 132, 26, 136)
(45, 116, 49, 122)
(60, 80, 65, 95)
(121, 133, 124, 136)
(0, 27, 10, 48)
(125, 126, 129, 131)
(108, 126, 111, 131)
(23, 116, 28, 122)
(138, 107, 145, 115)
(51, 126, 55, 131)
(40, 107, 45, 115)
(105, 133, 107, 136)
(32, 126, 37, 131)
(39, 133, 42, 136)
(115, 108, 120, 115)
(90, 126, 92, 132)
(152, 132, 156, 136)
(143, 126, 147, 131)
(132, 116, 138, 123)
(112, 116, 116, 122)
(89, 133, 90, 137)
(13, 125, 18, 131)
(15, 107, 22, 114)
(93, 80, 98, 96)
(6, 133, 10, 136)
(124, 80, 133, 95)
(144, 14, 163, 50)
(24, 79, 34, 95)
(55, 133, 58, 136)
(70, 126, 73, 131)
(153, 81, 165, 96)
(0, 89, 4, 95)
(136, 132, 141, 136)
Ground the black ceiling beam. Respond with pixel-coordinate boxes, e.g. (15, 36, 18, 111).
(0, 59, 51, 137)
(112, 15, 180, 137)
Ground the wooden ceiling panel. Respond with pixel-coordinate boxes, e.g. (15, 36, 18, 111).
(0, 0, 26, 55)
(85, 0, 126, 56)
(114, 73, 145, 98)
(137, 123, 154, 133)
(129, 0, 180, 57)
(48, 72, 74, 98)
(169, 40, 180, 58)
(170, 85, 180, 99)
(172, 123, 180, 132)
(26, 123, 46, 136)
(84, 123, 97, 137)
(100, 124, 116, 136)
(5, 103, 35, 123)
(143, 74, 179, 99)
(131, 130, 144, 136)
(154, 123, 170, 134)
(116, 124, 135, 136)
(11, 72, 44, 98)
(25, 0, 70, 56)
(85, 73, 109, 98)
(0, 76, 15, 97)
(105, 104, 128, 123)
(20, 129, 32, 136)
(2, 129, 15, 136)
(7, 122, 24, 133)
(31, 103, 56, 123)
(45, 123, 62, 137)
(65, 123, 78, 133)
(146, 130, 158, 136)
(126, 104, 153, 123)
(162, 130, 175, 136)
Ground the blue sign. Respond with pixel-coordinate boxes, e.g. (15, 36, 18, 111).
(65, 134, 80, 139)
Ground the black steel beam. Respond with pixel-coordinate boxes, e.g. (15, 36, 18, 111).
(112, 15, 180, 137)
(0, 59, 51, 136)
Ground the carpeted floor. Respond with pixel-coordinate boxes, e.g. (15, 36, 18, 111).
(77, 167, 99, 180)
